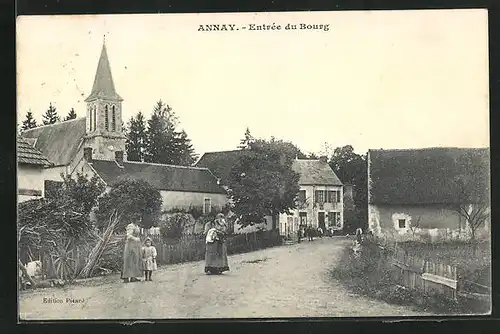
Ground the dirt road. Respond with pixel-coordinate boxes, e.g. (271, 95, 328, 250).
(19, 237, 432, 320)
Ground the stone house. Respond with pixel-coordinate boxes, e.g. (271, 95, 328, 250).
(367, 147, 490, 241)
(278, 156, 344, 237)
(17, 136, 52, 202)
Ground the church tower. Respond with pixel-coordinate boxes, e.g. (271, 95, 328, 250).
(83, 39, 126, 162)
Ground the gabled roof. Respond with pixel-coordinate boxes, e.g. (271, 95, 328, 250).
(292, 159, 343, 186)
(17, 136, 52, 166)
(85, 42, 123, 102)
(91, 160, 227, 194)
(368, 147, 490, 205)
(196, 150, 343, 186)
(195, 150, 243, 183)
(21, 118, 87, 166)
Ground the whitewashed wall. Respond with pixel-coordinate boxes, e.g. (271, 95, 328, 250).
(17, 165, 45, 202)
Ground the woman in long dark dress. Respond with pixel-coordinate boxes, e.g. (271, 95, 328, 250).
(122, 222, 143, 283)
(204, 213, 229, 275)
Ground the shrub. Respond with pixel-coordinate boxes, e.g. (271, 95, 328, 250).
(332, 238, 490, 314)
(159, 213, 193, 240)
(95, 179, 162, 230)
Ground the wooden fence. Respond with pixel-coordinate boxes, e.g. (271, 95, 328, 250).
(364, 234, 491, 303)
(31, 230, 282, 281)
(145, 229, 282, 265)
(391, 246, 458, 300)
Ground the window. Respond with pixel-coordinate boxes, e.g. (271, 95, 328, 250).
(328, 212, 341, 227)
(89, 106, 92, 131)
(203, 198, 212, 214)
(398, 219, 406, 229)
(299, 212, 307, 226)
(93, 106, 97, 130)
(298, 190, 306, 203)
(315, 190, 324, 203)
(112, 105, 116, 131)
(105, 105, 109, 131)
(317, 190, 341, 203)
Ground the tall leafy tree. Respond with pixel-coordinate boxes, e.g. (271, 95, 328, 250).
(238, 127, 255, 149)
(144, 100, 177, 164)
(328, 145, 368, 230)
(228, 138, 301, 229)
(42, 103, 60, 125)
(144, 100, 197, 165)
(174, 129, 198, 166)
(64, 108, 77, 121)
(125, 112, 147, 162)
(21, 110, 37, 131)
(95, 179, 162, 230)
(451, 150, 490, 242)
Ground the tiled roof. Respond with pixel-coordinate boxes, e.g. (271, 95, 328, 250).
(85, 42, 123, 102)
(21, 118, 86, 166)
(292, 159, 343, 186)
(91, 160, 227, 194)
(196, 150, 343, 186)
(17, 136, 52, 166)
(195, 150, 243, 184)
(368, 147, 490, 205)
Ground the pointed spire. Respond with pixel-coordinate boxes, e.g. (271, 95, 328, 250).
(85, 39, 123, 102)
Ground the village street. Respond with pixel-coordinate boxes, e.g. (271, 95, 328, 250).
(19, 237, 432, 320)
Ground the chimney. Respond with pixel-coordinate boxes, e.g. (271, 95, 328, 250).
(115, 151, 124, 167)
(83, 147, 93, 162)
(319, 155, 328, 164)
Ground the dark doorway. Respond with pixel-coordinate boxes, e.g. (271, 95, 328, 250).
(318, 212, 326, 231)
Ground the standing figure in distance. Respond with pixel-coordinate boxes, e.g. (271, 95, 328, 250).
(142, 237, 157, 281)
(204, 213, 230, 275)
(122, 221, 143, 283)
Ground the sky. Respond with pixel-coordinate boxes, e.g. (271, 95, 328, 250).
(16, 10, 489, 157)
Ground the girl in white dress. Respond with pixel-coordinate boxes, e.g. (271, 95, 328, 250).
(142, 237, 157, 281)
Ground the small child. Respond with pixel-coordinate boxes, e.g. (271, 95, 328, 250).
(142, 237, 157, 281)
(206, 227, 219, 244)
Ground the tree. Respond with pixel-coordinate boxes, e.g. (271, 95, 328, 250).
(125, 112, 147, 162)
(144, 100, 177, 164)
(21, 110, 37, 131)
(64, 108, 77, 121)
(228, 138, 301, 229)
(95, 179, 162, 231)
(144, 100, 197, 165)
(18, 172, 105, 263)
(238, 127, 255, 149)
(58, 173, 105, 216)
(329, 145, 368, 229)
(174, 129, 198, 166)
(408, 216, 422, 240)
(42, 103, 60, 125)
(452, 151, 490, 242)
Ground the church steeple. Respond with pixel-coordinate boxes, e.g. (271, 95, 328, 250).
(85, 39, 123, 102)
(83, 38, 126, 162)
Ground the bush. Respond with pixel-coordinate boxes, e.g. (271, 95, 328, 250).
(159, 213, 193, 240)
(95, 179, 162, 230)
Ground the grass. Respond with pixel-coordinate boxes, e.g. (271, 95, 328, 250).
(331, 238, 491, 314)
